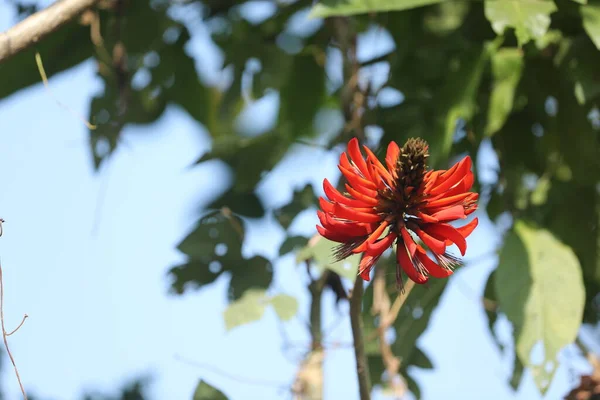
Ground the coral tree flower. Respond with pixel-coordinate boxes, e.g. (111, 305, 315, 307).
(317, 138, 479, 287)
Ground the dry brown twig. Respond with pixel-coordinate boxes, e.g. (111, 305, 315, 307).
(0, 219, 29, 400)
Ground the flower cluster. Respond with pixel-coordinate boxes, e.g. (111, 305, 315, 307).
(317, 138, 478, 286)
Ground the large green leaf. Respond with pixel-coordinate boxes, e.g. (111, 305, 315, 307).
(581, 3, 600, 50)
(485, 48, 524, 136)
(269, 294, 299, 321)
(193, 380, 228, 400)
(484, 0, 557, 46)
(169, 210, 272, 300)
(310, 0, 446, 17)
(296, 236, 360, 280)
(495, 221, 584, 394)
(207, 190, 265, 218)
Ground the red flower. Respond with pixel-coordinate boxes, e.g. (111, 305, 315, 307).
(316, 138, 479, 286)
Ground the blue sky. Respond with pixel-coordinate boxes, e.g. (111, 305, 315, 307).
(0, 2, 587, 399)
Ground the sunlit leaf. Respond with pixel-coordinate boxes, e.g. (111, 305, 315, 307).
(495, 221, 584, 394)
(296, 236, 360, 280)
(310, 0, 446, 18)
(193, 380, 228, 400)
(582, 3, 600, 50)
(485, 48, 524, 136)
(484, 0, 557, 46)
(223, 289, 268, 331)
(269, 294, 299, 321)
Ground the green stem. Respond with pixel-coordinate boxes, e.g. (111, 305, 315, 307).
(350, 274, 371, 400)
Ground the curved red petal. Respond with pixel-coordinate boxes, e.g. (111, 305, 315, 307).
(323, 179, 373, 208)
(316, 225, 354, 243)
(428, 156, 472, 196)
(339, 165, 378, 191)
(396, 240, 428, 284)
(385, 141, 400, 172)
(422, 223, 467, 256)
(415, 246, 453, 279)
(457, 217, 478, 238)
(413, 226, 446, 255)
(319, 197, 335, 214)
(363, 145, 393, 185)
(423, 192, 473, 210)
(333, 203, 381, 223)
(430, 205, 466, 221)
(353, 220, 389, 253)
(347, 138, 372, 179)
(345, 183, 379, 201)
(366, 231, 396, 256)
(358, 255, 378, 281)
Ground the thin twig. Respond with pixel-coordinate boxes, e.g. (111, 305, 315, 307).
(35, 52, 97, 130)
(0, 260, 28, 399)
(350, 274, 371, 400)
(6, 314, 28, 336)
(175, 354, 290, 390)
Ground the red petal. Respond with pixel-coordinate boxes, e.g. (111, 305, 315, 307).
(363, 145, 393, 185)
(319, 197, 335, 214)
(323, 179, 373, 208)
(316, 225, 353, 243)
(413, 226, 446, 255)
(345, 183, 378, 201)
(415, 212, 439, 223)
(428, 156, 472, 196)
(423, 192, 473, 210)
(347, 138, 372, 180)
(353, 220, 389, 253)
(366, 232, 397, 256)
(456, 217, 478, 239)
(385, 141, 400, 172)
(333, 203, 381, 223)
(396, 240, 428, 284)
(339, 165, 378, 191)
(422, 223, 467, 256)
(430, 205, 466, 221)
(415, 246, 452, 278)
(358, 255, 378, 281)
(318, 211, 370, 237)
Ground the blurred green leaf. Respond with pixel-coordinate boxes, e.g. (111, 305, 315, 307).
(296, 236, 360, 280)
(198, 132, 289, 192)
(278, 54, 325, 138)
(275, 184, 318, 229)
(483, 269, 503, 351)
(510, 356, 525, 391)
(269, 294, 299, 321)
(193, 380, 228, 400)
(169, 210, 272, 299)
(207, 190, 265, 218)
(485, 48, 524, 136)
(495, 221, 584, 394)
(223, 289, 268, 331)
(484, 0, 556, 46)
(279, 235, 310, 256)
(582, 3, 600, 50)
(310, 0, 446, 17)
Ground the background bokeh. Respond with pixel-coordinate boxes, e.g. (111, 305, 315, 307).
(0, 1, 599, 399)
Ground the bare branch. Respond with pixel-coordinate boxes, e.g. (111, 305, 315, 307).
(0, 0, 101, 64)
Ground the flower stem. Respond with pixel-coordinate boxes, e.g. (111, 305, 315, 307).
(350, 274, 371, 400)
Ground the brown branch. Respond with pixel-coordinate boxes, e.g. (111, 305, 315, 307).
(0, 0, 101, 64)
(350, 274, 371, 400)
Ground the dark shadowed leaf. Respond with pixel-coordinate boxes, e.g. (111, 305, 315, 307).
(228, 255, 273, 301)
(310, 0, 446, 17)
(207, 190, 265, 218)
(279, 235, 310, 256)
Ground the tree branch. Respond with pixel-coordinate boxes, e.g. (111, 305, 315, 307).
(350, 274, 371, 400)
(0, 0, 100, 64)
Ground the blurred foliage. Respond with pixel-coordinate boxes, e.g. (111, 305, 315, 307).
(3, 0, 600, 398)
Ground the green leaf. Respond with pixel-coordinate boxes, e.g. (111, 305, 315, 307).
(207, 190, 265, 218)
(279, 235, 310, 256)
(485, 48, 524, 136)
(278, 54, 325, 138)
(223, 289, 268, 331)
(169, 210, 272, 299)
(495, 221, 585, 394)
(483, 269, 503, 350)
(193, 380, 228, 400)
(198, 132, 289, 192)
(274, 185, 317, 229)
(269, 294, 299, 321)
(510, 356, 525, 391)
(484, 0, 557, 46)
(310, 0, 446, 18)
(582, 3, 600, 50)
(296, 236, 360, 280)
